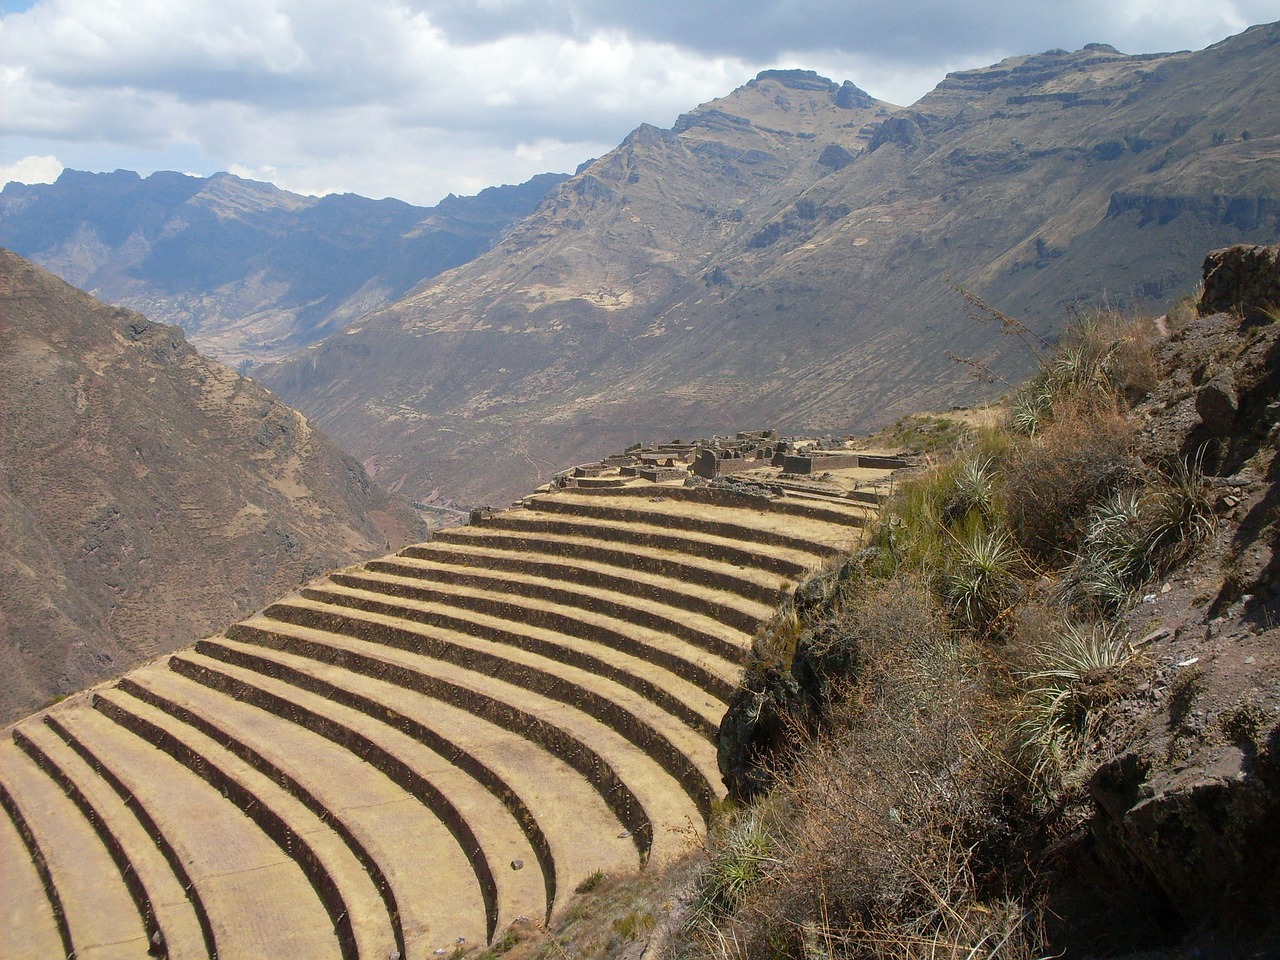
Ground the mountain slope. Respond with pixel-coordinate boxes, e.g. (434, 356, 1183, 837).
(0, 168, 569, 366)
(261, 25, 1280, 507)
(0, 248, 423, 722)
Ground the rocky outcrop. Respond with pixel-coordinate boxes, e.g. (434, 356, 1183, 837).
(817, 144, 857, 171)
(753, 69, 838, 93)
(717, 562, 864, 801)
(1199, 243, 1280, 320)
(835, 80, 877, 110)
(1088, 739, 1280, 939)
(1058, 244, 1280, 952)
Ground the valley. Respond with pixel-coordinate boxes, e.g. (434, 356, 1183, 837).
(0, 17, 1278, 960)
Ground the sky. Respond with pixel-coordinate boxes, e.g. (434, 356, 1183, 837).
(1, 1, 1277, 207)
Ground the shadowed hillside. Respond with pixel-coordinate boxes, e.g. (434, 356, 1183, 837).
(0, 249, 423, 722)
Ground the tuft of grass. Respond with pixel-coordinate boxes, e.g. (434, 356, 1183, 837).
(1062, 454, 1214, 613)
(1015, 620, 1134, 793)
(1144, 452, 1215, 564)
(949, 456, 997, 522)
(610, 911, 656, 941)
(1166, 285, 1202, 330)
(1006, 312, 1156, 437)
(749, 599, 804, 670)
(944, 529, 1020, 633)
(691, 809, 776, 925)
(575, 870, 607, 894)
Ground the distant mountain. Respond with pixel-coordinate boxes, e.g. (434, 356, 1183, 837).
(0, 249, 423, 723)
(0, 168, 569, 366)
(260, 24, 1280, 507)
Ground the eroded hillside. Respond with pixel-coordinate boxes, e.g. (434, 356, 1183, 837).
(0, 249, 422, 722)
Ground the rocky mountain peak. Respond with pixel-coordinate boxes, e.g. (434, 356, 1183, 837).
(259, 22, 1280, 510)
(751, 68, 838, 92)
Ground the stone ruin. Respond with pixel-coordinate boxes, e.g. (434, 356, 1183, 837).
(545, 427, 910, 496)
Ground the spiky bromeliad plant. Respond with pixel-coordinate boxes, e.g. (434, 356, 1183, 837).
(944, 528, 1020, 635)
(1015, 621, 1134, 794)
(1063, 453, 1214, 614)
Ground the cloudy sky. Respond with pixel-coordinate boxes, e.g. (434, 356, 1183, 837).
(1, 0, 1276, 206)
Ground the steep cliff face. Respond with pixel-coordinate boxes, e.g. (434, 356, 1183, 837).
(0, 249, 423, 722)
(1068, 245, 1280, 947)
(260, 24, 1280, 508)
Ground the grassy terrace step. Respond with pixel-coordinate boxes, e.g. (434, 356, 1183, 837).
(478, 511, 827, 579)
(11, 731, 160, 954)
(91, 688, 382, 960)
(125, 660, 525, 949)
(423, 528, 789, 606)
(39, 714, 218, 960)
(169, 639, 637, 904)
(314, 568, 747, 670)
(226, 606, 720, 827)
(53, 701, 344, 960)
(0, 737, 149, 959)
(524, 491, 863, 555)
(0, 781, 66, 960)
(0, 474, 883, 956)
(300, 572, 738, 713)
(12, 723, 202, 958)
(315, 569, 740, 701)
(560, 484, 877, 528)
(326, 562, 749, 669)
(204, 625, 705, 865)
(107, 671, 410, 958)
(366, 550, 774, 635)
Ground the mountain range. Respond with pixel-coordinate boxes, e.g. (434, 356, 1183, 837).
(0, 249, 422, 723)
(256, 23, 1280, 506)
(0, 168, 569, 366)
(3, 24, 1278, 511)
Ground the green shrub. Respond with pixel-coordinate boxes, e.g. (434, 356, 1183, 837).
(692, 808, 776, 924)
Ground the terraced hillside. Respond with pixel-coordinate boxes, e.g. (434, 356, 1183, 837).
(0, 476, 887, 959)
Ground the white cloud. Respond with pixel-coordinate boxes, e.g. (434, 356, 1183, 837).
(0, 154, 63, 187)
(0, 0, 1274, 205)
